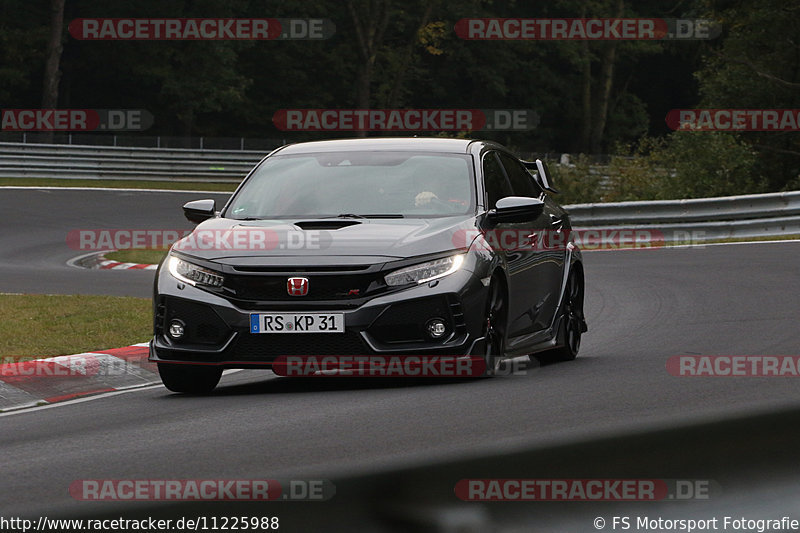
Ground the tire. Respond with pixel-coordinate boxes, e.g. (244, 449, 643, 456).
(158, 363, 223, 394)
(535, 267, 586, 364)
(479, 278, 508, 376)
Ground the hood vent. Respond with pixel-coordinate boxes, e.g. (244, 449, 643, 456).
(294, 220, 361, 230)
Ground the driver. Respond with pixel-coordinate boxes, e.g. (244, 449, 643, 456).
(413, 170, 468, 208)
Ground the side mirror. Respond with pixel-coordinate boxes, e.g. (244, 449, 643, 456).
(182, 199, 216, 224)
(488, 196, 545, 223)
(523, 158, 559, 193)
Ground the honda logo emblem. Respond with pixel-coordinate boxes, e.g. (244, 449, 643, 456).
(287, 277, 309, 296)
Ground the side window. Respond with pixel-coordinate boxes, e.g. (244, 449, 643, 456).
(482, 152, 513, 209)
(498, 152, 540, 198)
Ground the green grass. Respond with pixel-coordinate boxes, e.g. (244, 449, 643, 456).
(104, 249, 168, 265)
(0, 177, 238, 191)
(0, 294, 151, 359)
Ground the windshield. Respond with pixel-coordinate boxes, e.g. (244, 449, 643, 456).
(225, 151, 475, 219)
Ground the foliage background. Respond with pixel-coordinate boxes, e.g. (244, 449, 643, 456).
(1, 0, 798, 202)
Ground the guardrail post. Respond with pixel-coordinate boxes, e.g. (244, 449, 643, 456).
(200, 137, 204, 150)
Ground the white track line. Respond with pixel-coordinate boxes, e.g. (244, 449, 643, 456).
(0, 186, 232, 194)
(582, 238, 800, 252)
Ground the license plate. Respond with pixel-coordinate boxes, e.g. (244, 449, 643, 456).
(250, 313, 344, 334)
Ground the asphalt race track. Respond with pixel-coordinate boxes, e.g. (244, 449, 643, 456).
(1, 188, 799, 528)
(0, 188, 231, 297)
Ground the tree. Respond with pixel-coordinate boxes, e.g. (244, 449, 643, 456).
(694, 0, 800, 190)
(41, 0, 65, 109)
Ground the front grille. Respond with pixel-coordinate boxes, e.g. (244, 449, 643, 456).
(229, 331, 372, 361)
(224, 273, 383, 301)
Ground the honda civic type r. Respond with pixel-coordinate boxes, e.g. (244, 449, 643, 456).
(150, 138, 587, 393)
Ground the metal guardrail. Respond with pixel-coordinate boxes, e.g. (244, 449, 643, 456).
(0, 142, 269, 182)
(566, 191, 800, 225)
(0, 132, 285, 151)
(565, 191, 800, 242)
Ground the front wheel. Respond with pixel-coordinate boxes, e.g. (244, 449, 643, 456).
(535, 268, 586, 364)
(158, 363, 222, 394)
(479, 279, 507, 376)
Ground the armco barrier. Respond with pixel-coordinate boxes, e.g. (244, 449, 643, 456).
(566, 191, 800, 225)
(565, 191, 800, 242)
(0, 142, 269, 182)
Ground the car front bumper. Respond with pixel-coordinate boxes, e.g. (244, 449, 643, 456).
(150, 266, 490, 368)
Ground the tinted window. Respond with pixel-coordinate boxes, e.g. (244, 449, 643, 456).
(482, 152, 512, 209)
(498, 152, 539, 197)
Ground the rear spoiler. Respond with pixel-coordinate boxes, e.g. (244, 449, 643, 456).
(522, 159, 559, 194)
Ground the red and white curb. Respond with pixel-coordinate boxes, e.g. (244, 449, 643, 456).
(0, 343, 159, 412)
(97, 258, 157, 270)
(68, 250, 158, 270)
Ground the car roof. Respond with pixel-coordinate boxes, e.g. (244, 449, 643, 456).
(275, 137, 481, 155)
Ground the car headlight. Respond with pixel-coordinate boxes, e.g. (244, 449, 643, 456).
(384, 254, 465, 286)
(167, 255, 224, 288)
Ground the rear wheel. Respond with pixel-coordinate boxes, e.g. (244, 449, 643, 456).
(535, 268, 585, 364)
(480, 279, 507, 376)
(158, 363, 222, 394)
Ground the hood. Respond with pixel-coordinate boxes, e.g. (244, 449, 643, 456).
(171, 216, 478, 265)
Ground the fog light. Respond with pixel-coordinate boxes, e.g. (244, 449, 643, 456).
(426, 318, 447, 339)
(168, 320, 185, 339)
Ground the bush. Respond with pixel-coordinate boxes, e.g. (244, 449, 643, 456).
(548, 155, 606, 205)
(551, 133, 766, 204)
(664, 131, 765, 198)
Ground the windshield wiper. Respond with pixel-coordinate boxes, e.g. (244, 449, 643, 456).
(334, 213, 366, 219)
(333, 213, 405, 218)
(315, 213, 406, 219)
